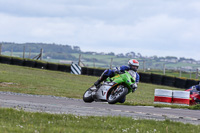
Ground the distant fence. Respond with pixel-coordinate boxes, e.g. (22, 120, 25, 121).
(0, 55, 199, 89)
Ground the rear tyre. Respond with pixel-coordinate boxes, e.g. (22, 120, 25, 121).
(107, 85, 128, 104)
(83, 88, 94, 103)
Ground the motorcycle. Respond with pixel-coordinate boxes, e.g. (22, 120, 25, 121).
(83, 70, 136, 104)
(185, 86, 200, 105)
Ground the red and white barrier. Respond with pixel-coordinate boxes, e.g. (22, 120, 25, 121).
(154, 89, 190, 106)
(172, 91, 190, 106)
(154, 89, 173, 104)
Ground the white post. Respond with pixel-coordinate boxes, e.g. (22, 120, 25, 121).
(11, 48, 13, 57)
(179, 68, 182, 77)
(23, 46, 25, 59)
(110, 58, 113, 69)
(163, 63, 166, 75)
(40, 48, 43, 60)
(143, 60, 145, 72)
(0, 44, 2, 55)
(196, 69, 199, 79)
(93, 58, 95, 68)
(29, 48, 31, 58)
(78, 54, 81, 66)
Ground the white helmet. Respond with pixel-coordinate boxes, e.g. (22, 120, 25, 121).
(128, 59, 139, 71)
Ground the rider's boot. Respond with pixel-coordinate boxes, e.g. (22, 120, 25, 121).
(94, 79, 101, 87)
(93, 77, 106, 91)
(93, 70, 109, 91)
(89, 79, 102, 91)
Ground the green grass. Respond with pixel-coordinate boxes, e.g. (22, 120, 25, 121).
(0, 108, 200, 133)
(0, 63, 95, 98)
(0, 63, 200, 109)
(0, 63, 179, 102)
(1, 63, 200, 131)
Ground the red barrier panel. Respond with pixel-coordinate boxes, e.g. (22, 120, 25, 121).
(172, 98, 190, 105)
(172, 91, 190, 106)
(154, 89, 172, 104)
(154, 89, 190, 106)
(154, 96, 172, 103)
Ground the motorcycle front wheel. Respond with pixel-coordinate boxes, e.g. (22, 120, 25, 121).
(83, 88, 94, 103)
(107, 85, 128, 104)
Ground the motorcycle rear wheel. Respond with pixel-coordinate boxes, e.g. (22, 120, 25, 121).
(83, 88, 94, 103)
(107, 85, 128, 104)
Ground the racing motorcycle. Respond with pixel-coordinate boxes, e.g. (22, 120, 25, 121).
(83, 70, 136, 104)
(185, 86, 200, 105)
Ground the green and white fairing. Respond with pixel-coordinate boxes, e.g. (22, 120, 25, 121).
(83, 70, 136, 104)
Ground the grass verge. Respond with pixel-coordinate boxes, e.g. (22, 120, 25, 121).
(0, 63, 200, 109)
(0, 108, 200, 133)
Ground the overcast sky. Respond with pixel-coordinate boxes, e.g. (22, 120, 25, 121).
(0, 0, 200, 60)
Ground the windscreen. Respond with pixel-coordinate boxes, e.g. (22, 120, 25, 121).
(128, 70, 136, 78)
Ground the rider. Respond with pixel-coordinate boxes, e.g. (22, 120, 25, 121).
(191, 82, 200, 91)
(94, 59, 140, 93)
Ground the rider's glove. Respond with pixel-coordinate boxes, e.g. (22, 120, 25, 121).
(192, 86, 196, 90)
(114, 70, 121, 74)
(113, 67, 122, 74)
(131, 83, 137, 92)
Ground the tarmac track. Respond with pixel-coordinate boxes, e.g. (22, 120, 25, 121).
(0, 91, 200, 125)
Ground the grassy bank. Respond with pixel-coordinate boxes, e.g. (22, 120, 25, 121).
(0, 63, 200, 109)
(0, 108, 200, 133)
(0, 63, 180, 102)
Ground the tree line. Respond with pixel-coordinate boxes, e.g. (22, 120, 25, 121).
(1, 42, 81, 53)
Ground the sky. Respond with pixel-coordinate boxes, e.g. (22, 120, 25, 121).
(0, 0, 200, 60)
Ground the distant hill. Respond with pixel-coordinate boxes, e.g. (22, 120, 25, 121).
(1, 42, 81, 53)
(1, 42, 200, 71)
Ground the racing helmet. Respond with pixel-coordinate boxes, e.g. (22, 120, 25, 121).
(128, 59, 139, 72)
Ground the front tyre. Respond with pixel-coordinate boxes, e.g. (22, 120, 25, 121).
(83, 88, 94, 103)
(107, 85, 128, 104)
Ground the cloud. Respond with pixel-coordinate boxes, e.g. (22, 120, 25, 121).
(0, 0, 200, 60)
